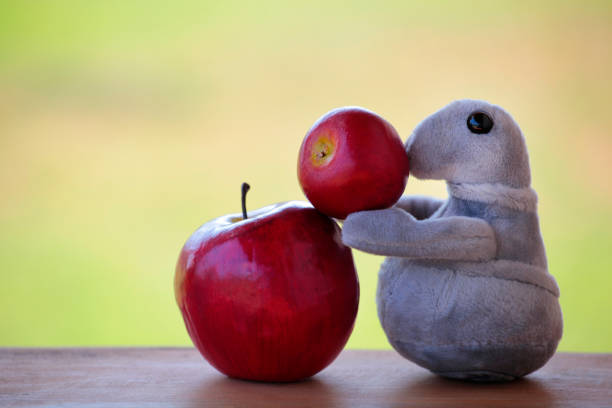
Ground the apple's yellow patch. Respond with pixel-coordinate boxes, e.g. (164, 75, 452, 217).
(310, 134, 336, 167)
(174, 263, 187, 309)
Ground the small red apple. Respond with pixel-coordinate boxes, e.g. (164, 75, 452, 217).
(298, 106, 409, 219)
(175, 184, 359, 382)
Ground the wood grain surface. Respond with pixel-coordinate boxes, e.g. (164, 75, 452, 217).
(1, 348, 611, 408)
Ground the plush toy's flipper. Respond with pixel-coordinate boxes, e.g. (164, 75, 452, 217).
(395, 195, 445, 220)
(342, 207, 497, 261)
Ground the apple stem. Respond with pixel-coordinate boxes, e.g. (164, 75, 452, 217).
(241, 182, 250, 220)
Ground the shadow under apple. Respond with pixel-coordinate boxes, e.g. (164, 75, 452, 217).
(187, 375, 343, 408)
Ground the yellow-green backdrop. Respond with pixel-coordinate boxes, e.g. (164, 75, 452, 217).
(1, 1, 611, 351)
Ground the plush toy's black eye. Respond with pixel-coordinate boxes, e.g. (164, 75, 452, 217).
(467, 112, 494, 134)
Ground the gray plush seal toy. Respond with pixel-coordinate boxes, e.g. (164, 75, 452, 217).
(342, 99, 563, 381)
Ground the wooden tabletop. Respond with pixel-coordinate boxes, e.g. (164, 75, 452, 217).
(1, 348, 611, 408)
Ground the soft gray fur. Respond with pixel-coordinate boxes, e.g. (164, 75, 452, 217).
(342, 100, 563, 382)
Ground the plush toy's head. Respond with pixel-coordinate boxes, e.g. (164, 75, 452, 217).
(406, 99, 531, 188)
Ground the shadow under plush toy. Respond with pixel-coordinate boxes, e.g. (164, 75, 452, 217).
(342, 99, 563, 381)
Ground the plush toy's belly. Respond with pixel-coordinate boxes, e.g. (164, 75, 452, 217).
(377, 257, 563, 381)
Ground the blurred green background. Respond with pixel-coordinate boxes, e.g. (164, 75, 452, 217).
(1, 1, 611, 351)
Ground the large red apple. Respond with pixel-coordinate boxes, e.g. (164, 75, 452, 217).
(298, 106, 410, 219)
(174, 185, 359, 382)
